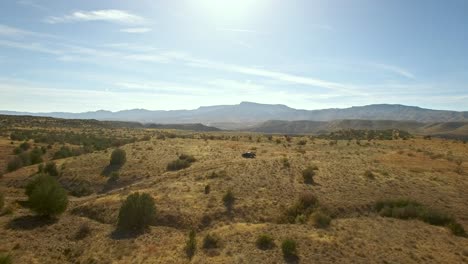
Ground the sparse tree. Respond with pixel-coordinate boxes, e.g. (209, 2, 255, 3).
(44, 161, 59, 176)
(110, 148, 127, 166)
(26, 174, 68, 217)
(117, 192, 156, 232)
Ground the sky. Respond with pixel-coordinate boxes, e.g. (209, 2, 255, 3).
(0, 0, 467, 112)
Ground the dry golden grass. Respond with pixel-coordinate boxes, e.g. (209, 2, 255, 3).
(0, 130, 467, 263)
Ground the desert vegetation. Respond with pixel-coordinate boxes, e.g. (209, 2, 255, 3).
(185, 229, 197, 258)
(25, 174, 68, 217)
(376, 199, 466, 237)
(0, 115, 467, 263)
(256, 234, 275, 250)
(166, 154, 196, 171)
(117, 192, 156, 233)
(281, 239, 298, 260)
(0, 254, 12, 264)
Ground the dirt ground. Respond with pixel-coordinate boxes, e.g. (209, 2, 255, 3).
(1, 131, 467, 263)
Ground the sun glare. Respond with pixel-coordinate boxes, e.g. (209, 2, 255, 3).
(195, 0, 264, 22)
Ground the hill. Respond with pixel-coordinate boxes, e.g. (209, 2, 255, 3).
(0, 115, 220, 132)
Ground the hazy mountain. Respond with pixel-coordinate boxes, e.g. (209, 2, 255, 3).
(248, 119, 468, 140)
(247, 120, 425, 134)
(1, 102, 467, 125)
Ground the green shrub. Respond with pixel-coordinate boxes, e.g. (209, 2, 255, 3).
(299, 192, 318, 208)
(19, 141, 31, 151)
(310, 211, 331, 228)
(29, 148, 44, 165)
(281, 239, 297, 258)
(222, 189, 235, 212)
(447, 222, 466, 237)
(203, 234, 220, 249)
(117, 192, 156, 232)
(166, 154, 196, 171)
(283, 192, 318, 223)
(69, 181, 93, 197)
(13, 147, 23, 155)
(375, 199, 464, 236)
(110, 148, 127, 166)
(7, 156, 23, 172)
(43, 162, 59, 176)
(26, 174, 68, 217)
(167, 159, 191, 171)
(302, 166, 316, 184)
(256, 234, 275, 250)
(419, 208, 453, 226)
(185, 229, 197, 258)
(0, 254, 12, 264)
(53, 146, 77, 159)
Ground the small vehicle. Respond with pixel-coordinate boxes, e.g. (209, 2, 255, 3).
(242, 152, 256, 159)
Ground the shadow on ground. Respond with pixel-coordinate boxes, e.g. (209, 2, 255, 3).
(110, 228, 147, 240)
(284, 255, 300, 264)
(101, 164, 123, 177)
(7, 215, 57, 230)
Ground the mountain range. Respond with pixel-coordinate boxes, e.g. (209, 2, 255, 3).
(2, 102, 467, 127)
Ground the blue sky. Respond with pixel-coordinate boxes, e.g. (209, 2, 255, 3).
(0, 0, 467, 112)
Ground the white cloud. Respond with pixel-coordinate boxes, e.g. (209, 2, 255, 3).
(45, 10, 146, 25)
(120, 27, 152, 33)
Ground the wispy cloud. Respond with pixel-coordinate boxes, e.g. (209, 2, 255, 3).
(371, 63, 415, 79)
(180, 57, 365, 95)
(0, 39, 62, 55)
(45, 10, 146, 25)
(120, 27, 152, 33)
(17, 0, 49, 11)
(0, 26, 405, 97)
(0, 24, 54, 38)
(0, 24, 32, 36)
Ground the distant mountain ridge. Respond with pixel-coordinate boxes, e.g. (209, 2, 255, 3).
(248, 119, 468, 140)
(1, 102, 467, 126)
